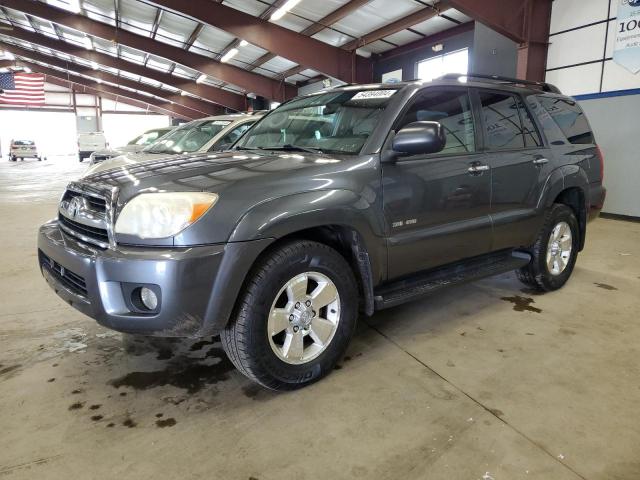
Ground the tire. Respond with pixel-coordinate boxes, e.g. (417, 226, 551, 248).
(10, 156, 16, 162)
(221, 240, 358, 390)
(517, 204, 579, 292)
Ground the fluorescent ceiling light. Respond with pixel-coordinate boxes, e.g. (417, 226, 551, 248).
(95, 78, 102, 84)
(271, 0, 300, 21)
(196, 74, 207, 84)
(91, 61, 99, 70)
(4, 51, 15, 60)
(239, 39, 249, 47)
(83, 37, 93, 50)
(23, 67, 31, 73)
(270, 0, 302, 21)
(180, 90, 188, 96)
(220, 48, 238, 63)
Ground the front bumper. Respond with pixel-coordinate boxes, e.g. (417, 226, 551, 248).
(38, 220, 272, 337)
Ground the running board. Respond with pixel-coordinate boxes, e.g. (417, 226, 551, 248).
(374, 250, 532, 310)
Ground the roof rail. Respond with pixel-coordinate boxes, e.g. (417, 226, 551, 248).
(439, 73, 562, 94)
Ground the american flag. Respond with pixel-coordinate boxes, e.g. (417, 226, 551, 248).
(0, 72, 46, 105)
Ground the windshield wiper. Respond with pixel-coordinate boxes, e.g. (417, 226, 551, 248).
(263, 144, 324, 154)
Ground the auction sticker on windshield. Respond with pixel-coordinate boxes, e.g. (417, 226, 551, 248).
(352, 90, 397, 100)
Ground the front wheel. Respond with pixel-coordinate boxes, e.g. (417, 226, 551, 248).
(517, 204, 580, 292)
(221, 240, 358, 390)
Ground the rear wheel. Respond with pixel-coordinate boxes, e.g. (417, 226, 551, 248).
(9, 156, 16, 162)
(221, 240, 358, 390)
(517, 204, 579, 292)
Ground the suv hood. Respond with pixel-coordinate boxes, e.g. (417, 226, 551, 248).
(84, 151, 170, 175)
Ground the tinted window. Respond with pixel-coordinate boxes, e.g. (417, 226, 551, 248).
(479, 92, 526, 150)
(526, 96, 567, 145)
(536, 96, 594, 144)
(396, 89, 476, 155)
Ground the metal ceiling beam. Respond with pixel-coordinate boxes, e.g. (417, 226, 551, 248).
(3, 26, 246, 111)
(299, 0, 372, 37)
(0, 41, 220, 117)
(146, 0, 370, 83)
(9, 58, 195, 120)
(3, 0, 296, 101)
(43, 75, 181, 116)
(342, 4, 443, 51)
(443, 0, 552, 80)
(271, 0, 374, 81)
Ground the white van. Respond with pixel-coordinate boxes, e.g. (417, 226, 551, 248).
(78, 132, 108, 162)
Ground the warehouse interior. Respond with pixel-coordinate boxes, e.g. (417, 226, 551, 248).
(1, 1, 639, 479)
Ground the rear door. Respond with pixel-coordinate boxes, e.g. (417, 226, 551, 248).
(474, 89, 552, 250)
(382, 87, 492, 280)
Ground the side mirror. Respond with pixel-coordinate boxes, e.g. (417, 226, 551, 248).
(392, 121, 446, 156)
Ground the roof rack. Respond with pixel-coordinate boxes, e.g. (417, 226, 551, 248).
(439, 73, 561, 94)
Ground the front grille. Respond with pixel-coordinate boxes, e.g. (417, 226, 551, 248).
(61, 190, 107, 213)
(59, 215, 109, 245)
(39, 250, 88, 297)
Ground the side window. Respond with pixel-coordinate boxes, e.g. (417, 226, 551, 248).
(517, 99, 543, 147)
(211, 123, 253, 151)
(526, 96, 567, 146)
(396, 89, 476, 155)
(536, 96, 595, 145)
(478, 92, 525, 150)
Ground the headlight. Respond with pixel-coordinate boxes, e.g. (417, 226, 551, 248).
(115, 192, 219, 239)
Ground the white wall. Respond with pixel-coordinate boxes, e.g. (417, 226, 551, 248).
(546, 0, 639, 96)
(0, 110, 77, 156)
(102, 114, 170, 148)
(546, 0, 640, 218)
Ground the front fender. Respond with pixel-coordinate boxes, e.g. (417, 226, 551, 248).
(228, 189, 386, 283)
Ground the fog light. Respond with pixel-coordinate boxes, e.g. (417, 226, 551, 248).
(140, 287, 158, 311)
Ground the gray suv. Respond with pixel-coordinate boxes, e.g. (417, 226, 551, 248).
(38, 74, 606, 390)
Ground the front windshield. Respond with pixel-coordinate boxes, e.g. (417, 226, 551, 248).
(235, 88, 399, 154)
(143, 120, 230, 154)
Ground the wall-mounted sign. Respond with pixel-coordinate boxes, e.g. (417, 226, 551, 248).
(613, 0, 640, 73)
(381, 69, 403, 84)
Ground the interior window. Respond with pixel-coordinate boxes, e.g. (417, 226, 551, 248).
(479, 92, 525, 150)
(396, 89, 476, 155)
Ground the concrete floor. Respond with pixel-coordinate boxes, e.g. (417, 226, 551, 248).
(1, 156, 639, 480)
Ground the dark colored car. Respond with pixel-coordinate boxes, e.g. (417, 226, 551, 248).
(38, 74, 606, 390)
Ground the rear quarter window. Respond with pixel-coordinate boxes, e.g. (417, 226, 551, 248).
(536, 96, 594, 145)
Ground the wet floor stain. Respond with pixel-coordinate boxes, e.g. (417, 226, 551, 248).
(156, 418, 177, 428)
(594, 282, 618, 291)
(68, 402, 84, 411)
(155, 413, 164, 418)
(47, 378, 55, 382)
(123, 418, 137, 428)
(520, 288, 544, 296)
(119, 392, 128, 397)
(71, 389, 83, 394)
(91, 415, 103, 421)
(242, 384, 274, 402)
(487, 408, 504, 417)
(106, 423, 115, 428)
(189, 339, 216, 352)
(89, 404, 101, 410)
(501, 295, 542, 313)
(109, 349, 234, 395)
(0, 364, 21, 377)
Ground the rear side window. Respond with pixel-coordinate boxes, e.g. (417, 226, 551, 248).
(479, 91, 542, 151)
(396, 89, 476, 155)
(536, 96, 594, 145)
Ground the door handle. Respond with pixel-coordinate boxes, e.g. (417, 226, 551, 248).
(468, 164, 490, 174)
(532, 157, 549, 165)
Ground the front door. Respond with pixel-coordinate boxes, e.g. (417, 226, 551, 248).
(382, 88, 492, 280)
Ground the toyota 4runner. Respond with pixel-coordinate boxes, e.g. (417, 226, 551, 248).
(38, 74, 606, 390)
